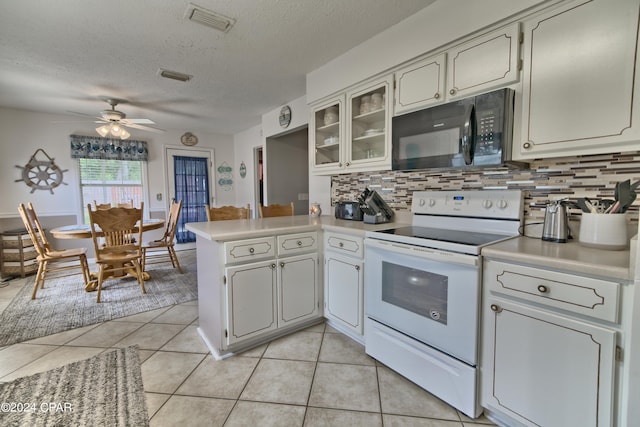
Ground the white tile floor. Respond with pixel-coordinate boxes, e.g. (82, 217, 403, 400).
(0, 275, 496, 426)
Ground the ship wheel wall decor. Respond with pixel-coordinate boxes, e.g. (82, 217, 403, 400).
(15, 149, 68, 194)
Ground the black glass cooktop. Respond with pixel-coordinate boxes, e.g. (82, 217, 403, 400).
(376, 226, 509, 247)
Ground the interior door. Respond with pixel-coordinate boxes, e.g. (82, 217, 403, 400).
(165, 147, 215, 242)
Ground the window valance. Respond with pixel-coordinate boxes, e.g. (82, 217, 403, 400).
(70, 134, 148, 161)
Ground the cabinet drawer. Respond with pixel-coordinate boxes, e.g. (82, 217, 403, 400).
(324, 232, 363, 258)
(277, 231, 318, 256)
(224, 237, 275, 264)
(484, 260, 620, 323)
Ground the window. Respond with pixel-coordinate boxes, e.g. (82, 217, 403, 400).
(78, 158, 144, 222)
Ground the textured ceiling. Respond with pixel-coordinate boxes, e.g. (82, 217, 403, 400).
(0, 0, 434, 136)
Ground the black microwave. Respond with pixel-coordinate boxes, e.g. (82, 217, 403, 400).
(392, 88, 524, 170)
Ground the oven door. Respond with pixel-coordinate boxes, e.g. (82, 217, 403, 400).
(365, 238, 480, 365)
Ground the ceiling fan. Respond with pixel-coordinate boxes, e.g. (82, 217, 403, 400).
(69, 97, 165, 139)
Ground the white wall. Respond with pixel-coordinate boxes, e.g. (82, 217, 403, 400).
(306, 0, 549, 103)
(233, 95, 331, 217)
(0, 107, 235, 221)
(233, 124, 262, 218)
(262, 96, 309, 138)
(266, 129, 309, 215)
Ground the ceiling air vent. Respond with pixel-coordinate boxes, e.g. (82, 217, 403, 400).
(157, 68, 193, 82)
(185, 3, 235, 33)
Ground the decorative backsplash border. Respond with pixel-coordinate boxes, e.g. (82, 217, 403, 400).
(331, 151, 640, 223)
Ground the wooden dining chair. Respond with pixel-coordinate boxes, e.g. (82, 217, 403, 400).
(88, 203, 145, 303)
(259, 202, 295, 218)
(18, 202, 91, 299)
(93, 200, 112, 210)
(205, 204, 251, 221)
(142, 199, 183, 273)
(117, 199, 135, 208)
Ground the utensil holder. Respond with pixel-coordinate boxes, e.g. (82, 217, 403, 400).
(579, 213, 628, 250)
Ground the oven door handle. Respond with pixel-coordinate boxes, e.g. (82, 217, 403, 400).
(365, 239, 479, 267)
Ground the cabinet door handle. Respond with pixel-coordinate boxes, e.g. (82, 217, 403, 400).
(449, 88, 456, 95)
(346, 162, 350, 167)
(523, 142, 531, 149)
(249, 247, 255, 254)
(490, 304, 502, 313)
(355, 265, 360, 271)
(270, 263, 276, 269)
(297, 240, 302, 246)
(338, 242, 344, 248)
(434, 92, 440, 99)
(537, 285, 549, 293)
(280, 262, 285, 268)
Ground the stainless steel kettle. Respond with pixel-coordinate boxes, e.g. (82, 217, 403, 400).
(542, 200, 569, 243)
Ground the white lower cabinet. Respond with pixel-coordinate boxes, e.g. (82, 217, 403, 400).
(219, 231, 320, 351)
(482, 259, 619, 427)
(278, 252, 320, 326)
(226, 259, 278, 345)
(324, 231, 364, 340)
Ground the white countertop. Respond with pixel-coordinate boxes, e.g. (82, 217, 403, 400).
(185, 215, 409, 241)
(482, 236, 632, 281)
(186, 214, 635, 281)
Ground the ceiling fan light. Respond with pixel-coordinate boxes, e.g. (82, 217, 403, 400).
(96, 125, 111, 137)
(110, 125, 122, 137)
(120, 129, 130, 140)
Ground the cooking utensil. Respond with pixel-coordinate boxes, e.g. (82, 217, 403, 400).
(583, 197, 597, 213)
(616, 179, 634, 213)
(576, 198, 591, 213)
(621, 191, 637, 213)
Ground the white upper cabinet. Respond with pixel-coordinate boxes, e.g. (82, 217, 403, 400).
(345, 76, 393, 173)
(310, 76, 392, 175)
(394, 53, 447, 114)
(394, 23, 521, 116)
(517, 0, 640, 159)
(310, 95, 345, 174)
(446, 23, 521, 100)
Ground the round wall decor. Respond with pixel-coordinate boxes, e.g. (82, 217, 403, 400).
(15, 149, 68, 194)
(279, 105, 292, 128)
(181, 132, 198, 146)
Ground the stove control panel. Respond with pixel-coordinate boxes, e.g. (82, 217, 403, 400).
(411, 190, 523, 220)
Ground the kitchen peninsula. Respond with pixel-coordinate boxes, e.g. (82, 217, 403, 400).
(185, 215, 407, 359)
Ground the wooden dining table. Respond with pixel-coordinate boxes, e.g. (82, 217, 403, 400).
(50, 219, 165, 291)
(50, 218, 165, 239)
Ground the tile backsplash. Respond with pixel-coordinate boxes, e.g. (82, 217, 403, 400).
(331, 151, 640, 224)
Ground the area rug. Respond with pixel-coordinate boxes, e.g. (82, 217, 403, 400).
(0, 249, 197, 347)
(0, 346, 148, 427)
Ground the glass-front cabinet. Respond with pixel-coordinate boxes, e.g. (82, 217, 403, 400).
(310, 95, 344, 174)
(346, 76, 392, 173)
(310, 75, 392, 175)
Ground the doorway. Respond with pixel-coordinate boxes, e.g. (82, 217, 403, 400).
(254, 146, 264, 216)
(165, 147, 214, 243)
(264, 127, 309, 215)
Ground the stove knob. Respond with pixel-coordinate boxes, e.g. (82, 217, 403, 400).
(498, 200, 508, 209)
(418, 198, 426, 207)
(428, 199, 436, 207)
(482, 200, 493, 209)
